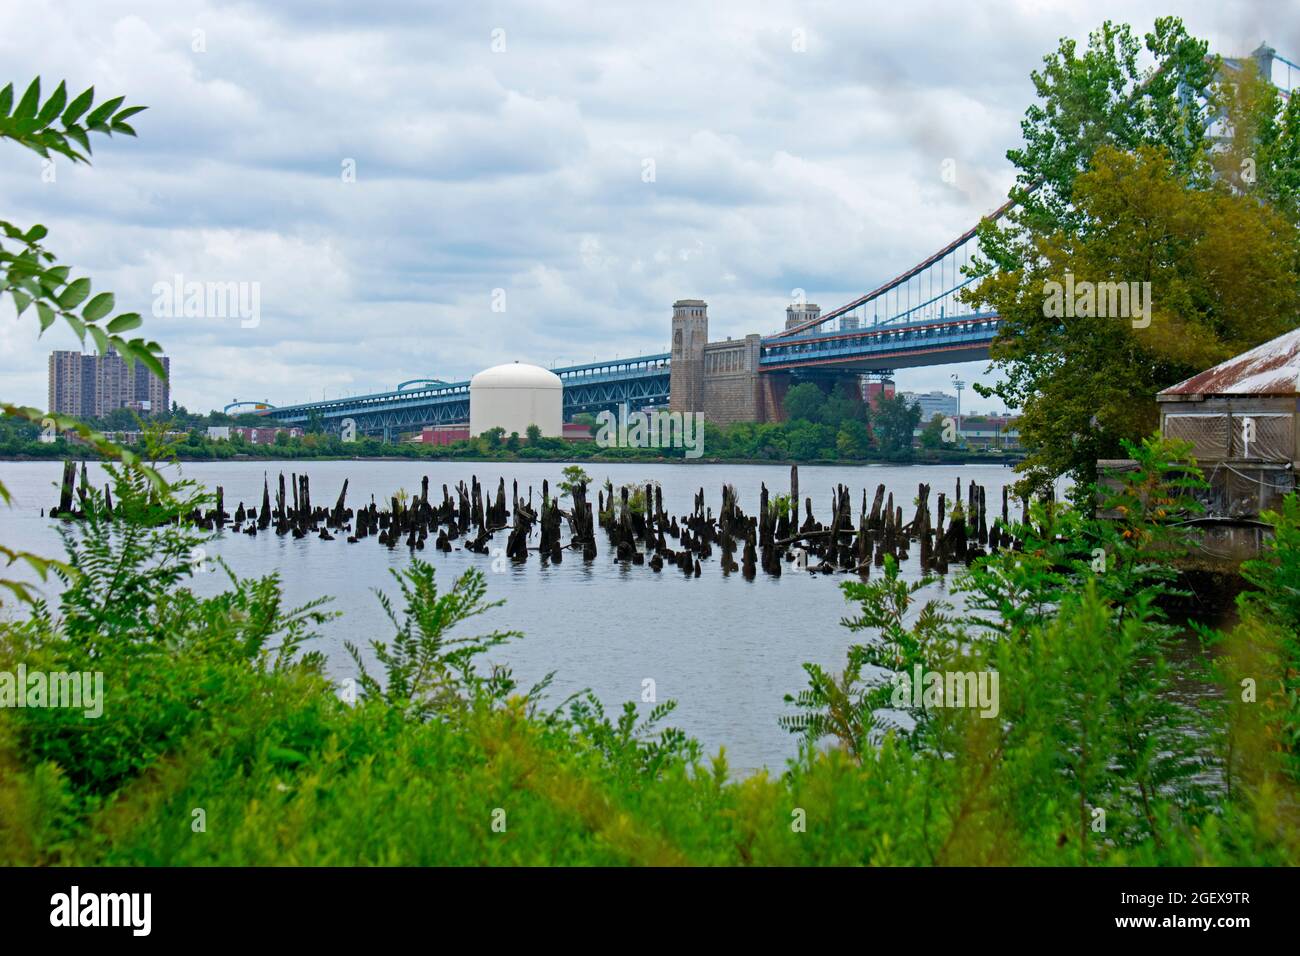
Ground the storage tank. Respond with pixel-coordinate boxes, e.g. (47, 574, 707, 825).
(469, 361, 563, 437)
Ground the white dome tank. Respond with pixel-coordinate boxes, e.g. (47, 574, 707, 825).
(469, 361, 563, 438)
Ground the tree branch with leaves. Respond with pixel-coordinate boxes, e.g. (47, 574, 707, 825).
(1, 77, 164, 604)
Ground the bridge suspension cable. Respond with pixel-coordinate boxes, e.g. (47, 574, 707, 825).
(775, 42, 1296, 343)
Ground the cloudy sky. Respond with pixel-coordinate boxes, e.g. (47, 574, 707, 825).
(1, 0, 1293, 415)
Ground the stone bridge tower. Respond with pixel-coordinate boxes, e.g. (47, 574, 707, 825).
(669, 299, 707, 413)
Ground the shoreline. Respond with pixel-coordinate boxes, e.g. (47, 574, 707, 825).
(0, 452, 1022, 468)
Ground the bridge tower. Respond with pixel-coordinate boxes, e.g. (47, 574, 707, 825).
(670, 299, 708, 413)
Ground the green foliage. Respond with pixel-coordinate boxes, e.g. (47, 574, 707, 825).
(558, 464, 590, 502)
(975, 17, 1218, 276)
(605, 483, 649, 518)
(778, 436, 1274, 863)
(919, 413, 946, 449)
(1231, 495, 1300, 782)
(3, 462, 332, 802)
(344, 563, 524, 721)
(782, 382, 825, 423)
(782, 380, 866, 431)
(871, 393, 922, 456)
(835, 419, 871, 459)
(782, 556, 952, 757)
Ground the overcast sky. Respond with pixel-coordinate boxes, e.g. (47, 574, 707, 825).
(1, 1, 1294, 415)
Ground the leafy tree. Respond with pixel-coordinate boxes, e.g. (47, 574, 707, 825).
(836, 419, 871, 459)
(525, 423, 542, 444)
(965, 18, 1300, 493)
(919, 413, 947, 450)
(872, 393, 921, 456)
(750, 422, 789, 460)
(974, 18, 1218, 277)
(782, 382, 824, 423)
(100, 407, 139, 431)
(785, 420, 835, 460)
(972, 145, 1300, 492)
(822, 380, 867, 427)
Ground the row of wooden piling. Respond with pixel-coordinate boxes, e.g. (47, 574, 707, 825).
(47, 460, 1035, 578)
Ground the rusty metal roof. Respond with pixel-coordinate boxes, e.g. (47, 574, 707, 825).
(1159, 327, 1300, 397)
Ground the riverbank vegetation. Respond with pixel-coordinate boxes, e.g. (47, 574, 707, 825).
(1, 439, 1298, 865)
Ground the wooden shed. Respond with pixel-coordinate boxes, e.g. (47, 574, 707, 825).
(1156, 327, 1300, 517)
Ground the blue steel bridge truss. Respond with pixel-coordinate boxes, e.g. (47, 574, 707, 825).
(761, 314, 1002, 371)
(269, 354, 670, 439)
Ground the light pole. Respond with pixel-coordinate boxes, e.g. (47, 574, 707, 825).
(951, 375, 965, 447)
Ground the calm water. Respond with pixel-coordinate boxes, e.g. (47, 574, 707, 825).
(1, 459, 1034, 771)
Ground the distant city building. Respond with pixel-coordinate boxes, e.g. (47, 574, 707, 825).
(99, 430, 188, 445)
(784, 302, 820, 332)
(48, 349, 170, 419)
(414, 425, 470, 446)
(413, 421, 593, 445)
(899, 390, 958, 421)
(912, 415, 1021, 450)
(233, 425, 301, 444)
(955, 416, 1021, 450)
(205, 425, 301, 443)
(863, 380, 895, 409)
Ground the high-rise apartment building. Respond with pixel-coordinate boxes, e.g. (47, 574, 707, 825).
(48, 349, 170, 418)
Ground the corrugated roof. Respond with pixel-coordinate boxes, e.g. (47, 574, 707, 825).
(1159, 327, 1300, 397)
